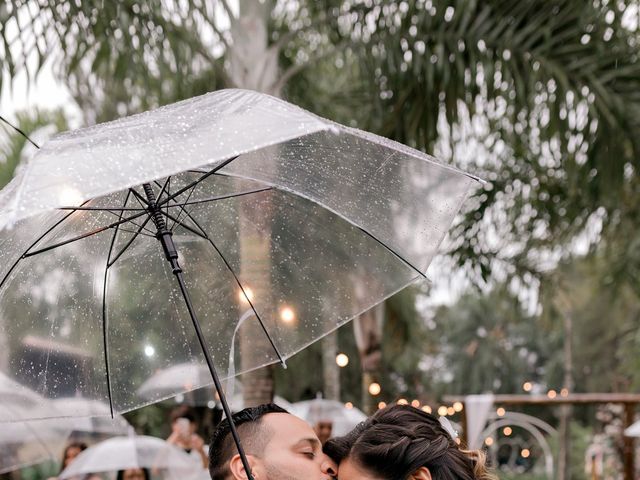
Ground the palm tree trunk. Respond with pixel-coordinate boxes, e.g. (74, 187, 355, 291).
(231, 0, 282, 407)
(354, 304, 384, 414)
(558, 306, 573, 480)
(322, 333, 340, 401)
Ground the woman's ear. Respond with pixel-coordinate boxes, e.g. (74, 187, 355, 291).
(409, 466, 432, 480)
(228, 454, 261, 480)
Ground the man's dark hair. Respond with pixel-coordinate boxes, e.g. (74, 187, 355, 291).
(209, 403, 288, 480)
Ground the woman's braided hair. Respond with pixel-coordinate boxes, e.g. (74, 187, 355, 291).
(324, 404, 497, 480)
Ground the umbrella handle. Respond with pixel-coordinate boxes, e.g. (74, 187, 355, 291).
(143, 183, 255, 480)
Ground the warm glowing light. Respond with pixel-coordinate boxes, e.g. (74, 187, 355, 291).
(59, 186, 83, 206)
(238, 287, 254, 304)
(503, 427, 512, 436)
(547, 389, 557, 399)
(378, 402, 387, 409)
(280, 306, 295, 324)
(523, 382, 532, 392)
(397, 398, 408, 405)
(521, 449, 530, 458)
(496, 407, 506, 417)
(437, 406, 448, 416)
(560, 388, 569, 397)
(369, 383, 382, 396)
(485, 437, 494, 446)
(447, 407, 455, 416)
(344, 402, 353, 409)
(421, 405, 432, 414)
(453, 401, 464, 412)
(411, 399, 420, 408)
(455, 438, 461, 445)
(336, 353, 349, 367)
(144, 345, 155, 357)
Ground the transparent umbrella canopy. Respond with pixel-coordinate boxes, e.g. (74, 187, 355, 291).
(0, 375, 130, 473)
(52, 397, 131, 434)
(0, 372, 69, 473)
(58, 435, 207, 480)
(138, 365, 292, 411)
(0, 89, 480, 478)
(0, 417, 71, 474)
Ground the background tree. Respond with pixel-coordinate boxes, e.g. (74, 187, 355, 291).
(2, 0, 640, 422)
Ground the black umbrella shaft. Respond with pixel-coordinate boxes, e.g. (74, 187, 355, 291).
(142, 183, 255, 480)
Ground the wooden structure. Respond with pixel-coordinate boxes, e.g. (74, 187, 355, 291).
(443, 393, 640, 480)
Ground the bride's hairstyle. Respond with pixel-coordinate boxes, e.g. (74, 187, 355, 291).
(324, 404, 497, 480)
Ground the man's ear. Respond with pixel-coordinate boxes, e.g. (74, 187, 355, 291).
(228, 454, 261, 480)
(409, 466, 432, 480)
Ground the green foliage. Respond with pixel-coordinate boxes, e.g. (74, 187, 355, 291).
(4, 0, 639, 285)
(430, 286, 550, 395)
(540, 249, 640, 392)
(0, 110, 66, 188)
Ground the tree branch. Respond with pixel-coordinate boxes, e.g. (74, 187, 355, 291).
(271, 42, 349, 93)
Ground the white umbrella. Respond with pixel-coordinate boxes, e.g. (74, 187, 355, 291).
(58, 435, 207, 480)
(53, 397, 130, 435)
(138, 363, 215, 405)
(140, 366, 293, 411)
(289, 398, 367, 437)
(0, 373, 71, 473)
(624, 420, 640, 437)
(0, 373, 129, 473)
(0, 417, 73, 474)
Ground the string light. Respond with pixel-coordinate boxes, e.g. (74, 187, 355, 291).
(368, 383, 381, 396)
(421, 405, 432, 414)
(453, 401, 464, 412)
(547, 389, 557, 399)
(503, 427, 512, 436)
(496, 407, 506, 417)
(560, 388, 569, 397)
(336, 353, 349, 367)
(485, 437, 494, 446)
(378, 401, 387, 409)
(280, 306, 295, 324)
(238, 287, 254, 304)
(521, 449, 530, 458)
(397, 398, 408, 405)
(523, 381, 532, 392)
(411, 399, 420, 408)
(345, 402, 353, 409)
(437, 406, 448, 416)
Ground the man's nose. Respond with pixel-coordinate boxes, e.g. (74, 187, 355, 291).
(321, 456, 338, 478)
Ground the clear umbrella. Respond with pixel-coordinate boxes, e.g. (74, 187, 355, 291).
(139, 366, 292, 411)
(58, 435, 207, 480)
(0, 372, 71, 473)
(137, 363, 215, 405)
(0, 89, 480, 478)
(52, 397, 131, 434)
(289, 398, 367, 437)
(0, 377, 130, 473)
